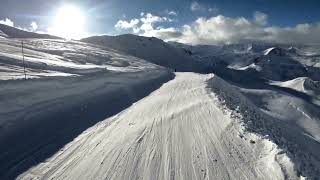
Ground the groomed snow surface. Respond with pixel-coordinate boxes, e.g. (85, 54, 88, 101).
(19, 73, 300, 180)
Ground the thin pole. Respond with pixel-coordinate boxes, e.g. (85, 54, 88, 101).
(21, 41, 26, 80)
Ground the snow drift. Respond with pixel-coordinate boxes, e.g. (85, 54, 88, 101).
(209, 74, 320, 179)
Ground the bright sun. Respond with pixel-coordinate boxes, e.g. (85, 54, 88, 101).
(49, 5, 86, 40)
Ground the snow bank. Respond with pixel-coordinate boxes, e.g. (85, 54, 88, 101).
(0, 69, 174, 180)
(208, 75, 320, 179)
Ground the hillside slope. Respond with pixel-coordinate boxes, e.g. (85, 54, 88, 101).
(0, 24, 61, 39)
(81, 34, 206, 72)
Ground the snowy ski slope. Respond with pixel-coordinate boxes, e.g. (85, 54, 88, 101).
(19, 73, 300, 180)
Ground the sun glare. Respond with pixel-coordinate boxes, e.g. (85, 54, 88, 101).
(49, 5, 86, 40)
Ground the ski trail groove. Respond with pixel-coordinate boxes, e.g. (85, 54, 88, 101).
(19, 72, 295, 180)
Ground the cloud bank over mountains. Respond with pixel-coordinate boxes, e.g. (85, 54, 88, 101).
(115, 10, 320, 45)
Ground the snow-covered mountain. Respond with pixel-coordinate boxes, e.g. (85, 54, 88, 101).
(271, 77, 320, 96)
(173, 42, 320, 81)
(0, 25, 320, 179)
(81, 34, 207, 72)
(0, 24, 61, 39)
(252, 47, 308, 81)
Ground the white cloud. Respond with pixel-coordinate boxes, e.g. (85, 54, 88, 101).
(177, 15, 265, 44)
(115, 19, 140, 29)
(140, 22, 153, 32)
(114, 12, 320, 45)
(168, 15, 320, 45)
(0, 18, 14, 27)
(190, 1, 217, 13)
(254, 11, 268, 25)
(140, 13, 168, 24)
(139, 13, 173, 36)
(190, 2, 202, 12)
(115, 13, 173, 36)
(143, 27, 182, 41)
(30, 21, 38, 31)
(208, 7, 219, 14)
(263, 23, 320, 44)
(0, 18, 40, 33)
(167, 10, 177, 16)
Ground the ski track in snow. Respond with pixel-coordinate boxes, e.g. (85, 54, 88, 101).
(19, 73, 298, 180)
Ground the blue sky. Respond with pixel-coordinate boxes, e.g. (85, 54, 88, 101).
(100, 0, 320, 27)
(0, 0, 320, 44)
